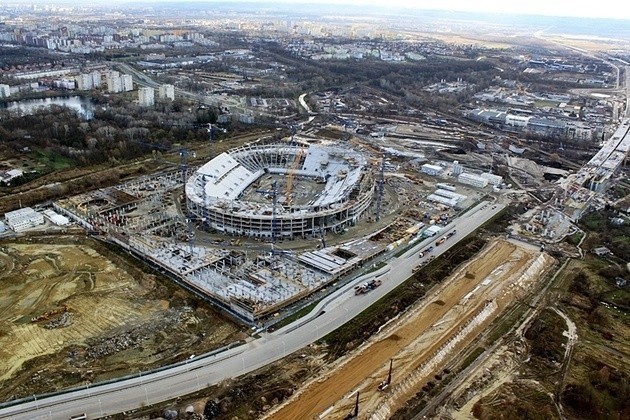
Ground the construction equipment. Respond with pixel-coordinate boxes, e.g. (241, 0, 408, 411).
(343, 391, 359, 420)
(354, 279, 382, 295)
(377, 359, 393, 391)
(284, 146, 305, 207)
(374, 156, 385, 221)
(256, 181, 282, 256)
(283, 125, 303, 207)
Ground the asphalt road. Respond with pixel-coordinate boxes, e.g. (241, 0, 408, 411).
(0, 201, 504, 420)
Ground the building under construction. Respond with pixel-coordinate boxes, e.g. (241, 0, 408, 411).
(185, 141, 374, 239)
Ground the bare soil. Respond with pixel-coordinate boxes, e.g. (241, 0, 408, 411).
(0, 236, 243, 402)
(264, 239, 552, 419)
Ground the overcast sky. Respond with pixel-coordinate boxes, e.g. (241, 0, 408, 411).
(38, 0, 630, 20)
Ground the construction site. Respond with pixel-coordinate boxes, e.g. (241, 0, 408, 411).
(0, 237, 243, 402)
(264, 239, 555, 419)
(186, 141, 374, 239)
(45, 127, 491, 325)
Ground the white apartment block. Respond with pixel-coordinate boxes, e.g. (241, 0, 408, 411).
(458, 172, 489, 188)
(121, 74, 134, 92)
(5, 207, 45, 232)
(452, 160, 464, 176)
(158, 84, 175, 100)
(138, 87, 155, 106)
(106, 74, 123, 93)
(91, 71, 102, 88)
(0, 84, 10, 98)
(75, 73, 93, 90)
(421, 163, 443, 176)
(106, 70, 122, 93)
(481, 172, 503, 186)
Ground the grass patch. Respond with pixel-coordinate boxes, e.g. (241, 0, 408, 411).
(458, 346, 486, 372)
(565, 232, 584, 246)
(485, 301, 529, 345)
(393, 242, 414, 258)
(34, 150, 75, 170)
(365, 261, 387, 274)
(272, 299, 322, 330)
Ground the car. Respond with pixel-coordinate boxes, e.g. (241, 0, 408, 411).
(426, 246, 434, 252)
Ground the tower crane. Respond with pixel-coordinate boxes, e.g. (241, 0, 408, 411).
(284, 125, 304, 207)
(162, 121, 225, 159)
(374, 155, 385, 221)
(256, 180, 280, 253)
(343, 391, 360, 420)
(377, 359, 394, 391)
(127, 139, 197, 249)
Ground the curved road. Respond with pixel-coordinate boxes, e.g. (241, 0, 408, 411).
(0, 202, 504, 420)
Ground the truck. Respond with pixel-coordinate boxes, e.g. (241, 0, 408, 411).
(354, 279, 382, 295)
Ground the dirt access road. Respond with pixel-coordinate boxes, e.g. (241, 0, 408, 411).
(265, 239, 554, 419)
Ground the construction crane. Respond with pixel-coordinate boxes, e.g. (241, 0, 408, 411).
(127, 139, 195, 189)
(374, 156, 385, 221)
(284, 125, 303, 207)
(207, 123, 226, 159)
(256, 180, 280, 252)
(179, 148, 195, 203)
(163, 121, 225, 159)
(377, 359, 393, 391)
(343, 391, 360, 420)
(285, 147, 305, 207)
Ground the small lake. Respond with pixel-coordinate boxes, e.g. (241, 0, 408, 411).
(0, 96, 95, 119)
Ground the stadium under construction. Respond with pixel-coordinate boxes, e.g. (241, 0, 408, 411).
(53, 138, 388, 324)
(185, 141, 375, 239)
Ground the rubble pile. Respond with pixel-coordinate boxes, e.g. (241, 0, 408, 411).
(86, 307, 195, 359)
(43, 312, 73, 329)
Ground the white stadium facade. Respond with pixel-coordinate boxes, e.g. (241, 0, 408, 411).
(185, 142, 375, 239)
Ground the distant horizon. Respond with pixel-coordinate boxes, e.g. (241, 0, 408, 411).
(8, 0, 630, 21)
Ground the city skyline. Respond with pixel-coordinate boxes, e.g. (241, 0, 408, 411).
(96, 0, 630, 19)
(9, 0, 630, 20)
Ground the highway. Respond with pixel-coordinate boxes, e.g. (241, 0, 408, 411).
(0, 201, 504, 420)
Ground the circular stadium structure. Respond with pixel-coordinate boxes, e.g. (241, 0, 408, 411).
(186, 141, 374, 239)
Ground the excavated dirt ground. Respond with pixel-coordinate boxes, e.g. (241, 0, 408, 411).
(265, 239, 554, 419)
(0, 237, 242, 402)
